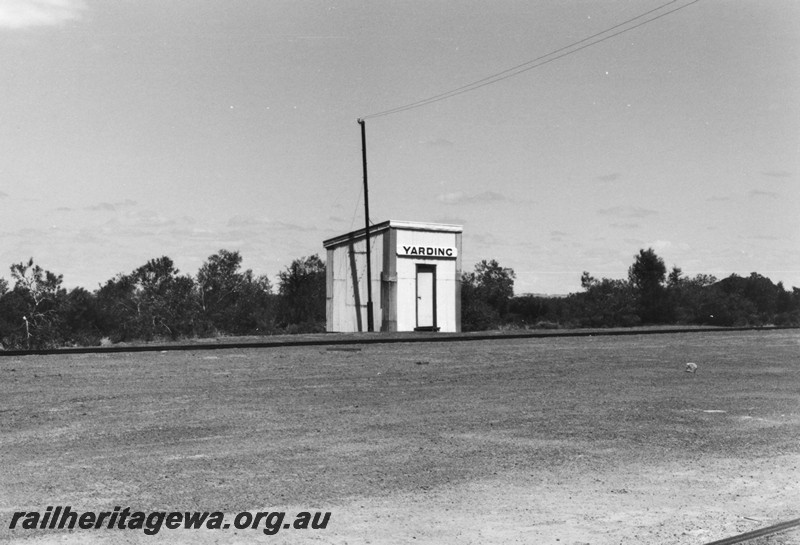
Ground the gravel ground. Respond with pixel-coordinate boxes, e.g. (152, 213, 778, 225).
(1, 329, 798, 544)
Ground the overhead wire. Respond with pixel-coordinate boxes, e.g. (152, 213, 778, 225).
(360, 0, 701, 120)
(350, 185, 363, 230)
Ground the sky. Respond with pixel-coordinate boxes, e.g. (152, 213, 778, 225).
(1, 0, 798, 295)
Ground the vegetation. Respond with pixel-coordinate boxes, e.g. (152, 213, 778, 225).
(0, 247, 798, 348)
(495, 248, 800, 331)
(0, 252, 325, 349)
(275, 255, 326, 333)
(460, 259, 516, 331)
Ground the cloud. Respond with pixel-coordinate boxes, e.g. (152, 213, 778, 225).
(436, 192, 468, 205)
(610, 223, 640, 230)
(749, 189, 779, 199)
(85, 199, 138, 212)
(86, 202, 117, 212)
(597, 206, 658, 218)
(761, 170, 793, 179)
(0, 190, 8, 198)
(645, 240, 690, 251)
(645, 240, 672, 251)
(264, 221, 316, 232)
(469, 232, 504, 247)
(227, 215, 265, 227)
(0, 0, 87, 29)
(98, 211, 177, 234)
(164, 226, 226, 241)
(227, 216, 316, 232)
(419, 138, 454, 147)
(597, 173, 622, 182)
(433, 216, 466, 226)
(436, 191, 507, 205)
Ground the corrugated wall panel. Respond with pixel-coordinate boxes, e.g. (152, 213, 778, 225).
(326, 232, 384, 332)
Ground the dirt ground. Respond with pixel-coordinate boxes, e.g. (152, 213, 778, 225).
(1, 329, 798, 544)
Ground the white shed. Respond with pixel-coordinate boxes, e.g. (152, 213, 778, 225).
(323, 220, 463, 332)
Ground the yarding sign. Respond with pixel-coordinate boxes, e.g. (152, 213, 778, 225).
(397, 245, 458, 258)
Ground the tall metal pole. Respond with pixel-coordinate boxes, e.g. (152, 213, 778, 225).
(358, 118, 374, 332)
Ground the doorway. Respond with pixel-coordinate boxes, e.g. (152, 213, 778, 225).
(415, 265, 438, 331)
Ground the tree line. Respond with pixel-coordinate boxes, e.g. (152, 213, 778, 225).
(462, 249, 800, 331)
(2, 247, 798, 348)
(0, 251, 325, 349)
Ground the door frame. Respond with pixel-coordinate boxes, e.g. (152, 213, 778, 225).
(415, 264, 438, 331)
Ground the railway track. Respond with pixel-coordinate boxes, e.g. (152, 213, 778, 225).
(704, 518, 800, 545)
(0, 325, 795, 357)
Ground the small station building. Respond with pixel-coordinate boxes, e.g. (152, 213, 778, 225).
(323, 220, 463, 332)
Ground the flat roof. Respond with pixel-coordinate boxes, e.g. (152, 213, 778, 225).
(323, 220, 463, 248)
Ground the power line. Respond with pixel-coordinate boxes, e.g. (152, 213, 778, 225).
(361, 0, 701, 120)
(350, 184, 363, 230)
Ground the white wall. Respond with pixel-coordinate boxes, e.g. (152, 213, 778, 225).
(395, 229, 459, 332)
(327, 233, 383, 332)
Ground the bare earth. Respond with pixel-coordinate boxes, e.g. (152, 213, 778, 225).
(1, 329, 798, 544)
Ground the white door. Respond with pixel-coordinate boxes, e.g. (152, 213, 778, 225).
(416, 267, 436, 329)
